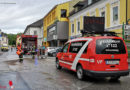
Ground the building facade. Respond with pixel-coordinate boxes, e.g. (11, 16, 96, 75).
(24, 19, 43, 48)
(43, 2, 69, 47)
(0, 30, 8, 48)
(69, 0, 130, 39)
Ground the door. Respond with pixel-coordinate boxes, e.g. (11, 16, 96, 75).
(68, 41, 88, 63)
(60, 43, 70, 68)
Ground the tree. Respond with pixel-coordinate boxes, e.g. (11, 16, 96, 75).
(7, 34, 17, 45)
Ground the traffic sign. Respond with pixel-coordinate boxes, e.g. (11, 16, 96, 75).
(124, 25, 130, 29)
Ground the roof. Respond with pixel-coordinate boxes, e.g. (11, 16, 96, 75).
(69, 0, 101, 17)
(30, 18, 43, 27)
(73, 1, 86, 8)
(24, 18, 43, 34)
(21, 35, 37, 38)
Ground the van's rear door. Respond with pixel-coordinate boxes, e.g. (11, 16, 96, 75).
(95, 38, 128, 71)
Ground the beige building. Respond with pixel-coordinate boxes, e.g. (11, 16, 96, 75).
(0, 30, 8, 47)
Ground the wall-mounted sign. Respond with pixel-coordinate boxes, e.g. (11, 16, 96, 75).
(49, 26, 56, 33)
(53, 35, 57, 40)
(84, 16, 105, 32)
(47, 25, 57, 41)
(48, 26, 56, 36)
(124, 25, 130, 30)
(44, 38, 47, 42)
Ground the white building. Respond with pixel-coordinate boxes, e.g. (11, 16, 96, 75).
(24, 18, 43, 48)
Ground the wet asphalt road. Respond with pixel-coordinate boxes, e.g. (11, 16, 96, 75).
(0, 48, 130, 90)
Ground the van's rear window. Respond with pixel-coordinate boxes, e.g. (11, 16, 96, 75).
(96, 39, 126, 54)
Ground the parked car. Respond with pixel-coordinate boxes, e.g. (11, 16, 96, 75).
(48, 47, 62, 57)
(1, 44, 9, 51)
(56, 35, 129, 80)
(45, 47, 56, 56)
(48, 49, 57, 57)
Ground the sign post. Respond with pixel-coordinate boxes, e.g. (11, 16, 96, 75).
(122, 22, 125, 40)
(124, 24, 130, 40)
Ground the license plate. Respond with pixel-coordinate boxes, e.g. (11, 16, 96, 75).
(106, 61, 119, 65)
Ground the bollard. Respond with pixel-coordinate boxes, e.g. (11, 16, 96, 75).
(35, 55, 38, 65)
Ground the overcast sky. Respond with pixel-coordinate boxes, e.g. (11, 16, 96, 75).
(0, 0, 70, 34)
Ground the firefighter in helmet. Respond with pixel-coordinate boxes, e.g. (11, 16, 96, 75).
(16, 49, 23, 63)
(16, 43, 23, 63)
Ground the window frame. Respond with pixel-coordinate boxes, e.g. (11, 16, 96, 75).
(69, 41, 88, 54)
(61, 9, 67, 18)
(71, 24, 74, 34)
(88, 0, 92, 5)
(96, 39, 126, 54)
(34, 31, 37, 35)
(113, 6, 118, 22)
(101, 11, 105, 17)
(110, 1, 120, 27)
(62, 43, 70, 53)
(77, 21, 80, 34)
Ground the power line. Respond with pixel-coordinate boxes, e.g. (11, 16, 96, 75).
(0, 2, 16, 4)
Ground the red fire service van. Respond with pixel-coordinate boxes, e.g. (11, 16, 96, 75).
(56, 32, 129, 80)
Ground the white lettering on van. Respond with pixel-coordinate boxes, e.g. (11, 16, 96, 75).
(71, 38, 93, 70)
(99, 39, 120, 45)
(97, 60, 103, 64)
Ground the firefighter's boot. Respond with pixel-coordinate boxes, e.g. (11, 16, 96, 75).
(19, 54, 23, 63)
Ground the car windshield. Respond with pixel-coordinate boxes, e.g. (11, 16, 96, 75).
(3, 45, 8, 47)
(96, 39, 126, 54)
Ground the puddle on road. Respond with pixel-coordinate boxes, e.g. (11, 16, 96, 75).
(0, 72, 31, 90)
(45, 77, 54, 81)
(42, 72, 51, 76)
(4, 60, 18, 65)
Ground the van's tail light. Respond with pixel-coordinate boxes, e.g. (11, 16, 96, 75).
(89, 57, 95, 63)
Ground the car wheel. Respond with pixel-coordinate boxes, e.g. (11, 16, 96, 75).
(111, 76, 120, 81)
(56, 59, 62, 69)
(53, 53, 56, 57)
(77, 65, 84, 80)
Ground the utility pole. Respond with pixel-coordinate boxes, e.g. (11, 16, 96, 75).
(126, 0, 128, 24)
